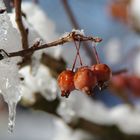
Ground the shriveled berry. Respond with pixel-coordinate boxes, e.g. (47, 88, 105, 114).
(57, 70, 75, 98)
(74, 66, 97, 95)
(91, 64, 112, 89)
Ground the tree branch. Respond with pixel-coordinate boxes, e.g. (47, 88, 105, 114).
(0, 31, 102, 60)
(14, 0, 28, 49)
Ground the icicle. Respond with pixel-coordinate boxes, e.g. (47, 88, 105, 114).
(7, 102, 17, 133)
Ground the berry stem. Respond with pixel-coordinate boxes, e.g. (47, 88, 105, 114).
(77, 40, 83, 66)
(72, 40, 83, 71)
(93, 43, 100, 64)
(72, 52, 78, 72)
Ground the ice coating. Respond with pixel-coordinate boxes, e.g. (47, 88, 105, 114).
(0, 59, 22, 133)
(0, 0, 22, 133)
(0, 13, 22, 52)
(8, 102, 17, 133)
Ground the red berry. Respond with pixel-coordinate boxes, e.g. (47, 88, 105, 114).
(91, 64, 112, 89)
(57, 70, 75, 98)
(111, 74, 127, 90)
(126, 76, 140, 97)
(74, 66, 97, 95)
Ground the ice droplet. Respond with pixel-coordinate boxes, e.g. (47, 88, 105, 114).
(8, 102, 17, 133)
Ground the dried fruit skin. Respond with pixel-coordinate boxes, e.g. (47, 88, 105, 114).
(74, 67, 97, 95)
(57, 70, 75, 97)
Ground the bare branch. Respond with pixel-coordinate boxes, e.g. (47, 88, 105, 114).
(14, 0, 28, 49)
(0, 31, 102, 60)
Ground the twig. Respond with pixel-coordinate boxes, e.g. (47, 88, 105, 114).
(0, 31, 102, 60)
(61, 0, 96, 64)
(14, 0, 28, 49)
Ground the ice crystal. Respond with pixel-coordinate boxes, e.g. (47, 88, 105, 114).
(0, 0, 22, 132)
(0, 59, 22, 133)
(72, 29, 85, 36)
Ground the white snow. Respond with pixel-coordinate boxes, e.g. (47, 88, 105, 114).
(19, 64, 58, 102)
(21, 1, 62, 59)
(58, 91, 140, 134)
(72, 29, 85, 36)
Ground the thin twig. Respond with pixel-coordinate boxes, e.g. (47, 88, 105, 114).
(0, 31, 102, 60)
(14, 0, 28, 49)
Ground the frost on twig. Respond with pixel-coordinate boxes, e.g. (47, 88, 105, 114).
(0, 30, 102, 60)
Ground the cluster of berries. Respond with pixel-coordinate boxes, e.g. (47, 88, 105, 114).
(57, 38, 112, 98)
(57, 64, 112, 98)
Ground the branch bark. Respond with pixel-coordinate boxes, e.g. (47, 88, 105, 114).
(0, 31, 102, 59)
(14, 0, 28, 49)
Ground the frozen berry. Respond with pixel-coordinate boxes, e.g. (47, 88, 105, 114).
(57, 70, 75, 98)
(91, 64, 112, 89)
(74, 66, 97, 95)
